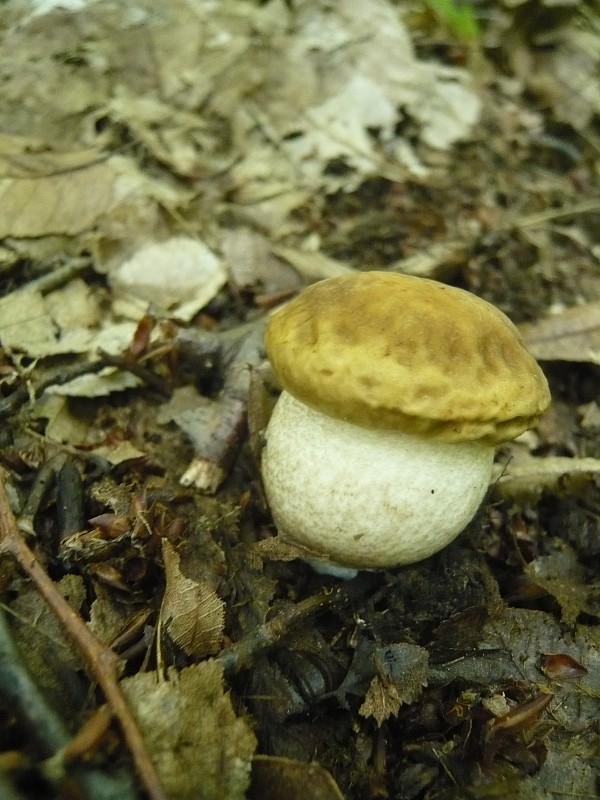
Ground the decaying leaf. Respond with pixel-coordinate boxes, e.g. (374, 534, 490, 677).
(479, 607, 600, 704)
(88, 583, 145, 648)
(9, 576, 88, 718)
(222, 228, 302, 293)
(527, 27, 600, 130)
(538, 653, 588, 681)
(0, 158, 116, 239)
(359, 643, 428, 726)
(0, 148, 182, 242)
(0, 289, 62, 358)
(520, 301, 600, 365)
(161, 540, 224, 658)
(121, 661, 256, 800)
(45, 367, 142, 399)
(526, 548, 590, 625)
(0, 0, 482, 252)
(30, 395, 92, 448)
(250, 755, 345, 800)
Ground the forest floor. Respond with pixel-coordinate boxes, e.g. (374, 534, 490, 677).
(1, 1, 600, 799)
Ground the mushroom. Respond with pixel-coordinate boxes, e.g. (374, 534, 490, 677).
(261, 271, 550, 577)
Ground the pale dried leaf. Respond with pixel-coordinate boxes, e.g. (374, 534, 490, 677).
(0, 286, 137, 361)
(112, 237, 227, 321)
(222, 228, 302, 291)
(388, 240, 470, 279)
(45, 367, 141, 398)
(90, 441, 147, 465)
(579, 402, 600, 429)
(271, 245, 354, 281)
(45, 279, 102, 331)
(32, 395, 92, 446)
(520, 301, 600, 365)
(161, 540, 225, 658)
(527, 27, 600, 129)
(0, 161, 117, 238)
(0, 289, 58, 357)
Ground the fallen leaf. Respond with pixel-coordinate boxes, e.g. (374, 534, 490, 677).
(121, 661, 256, 800)
(250, 755, 345, 800)
(111, 237, 227, 322)
(359, 643, 429, 726)
(519, 301, 600, 365)
(527, 548, 590, 625)
(161, 540, 224, 658)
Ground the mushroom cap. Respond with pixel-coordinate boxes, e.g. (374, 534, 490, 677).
(265, 271, 550, 445)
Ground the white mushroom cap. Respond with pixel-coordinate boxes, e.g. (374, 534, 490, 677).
(262, 272, 551, 572)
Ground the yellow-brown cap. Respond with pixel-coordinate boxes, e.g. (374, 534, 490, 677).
(264, 271, 550, 445)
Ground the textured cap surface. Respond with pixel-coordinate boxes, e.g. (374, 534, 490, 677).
(264, 271, 551, 444)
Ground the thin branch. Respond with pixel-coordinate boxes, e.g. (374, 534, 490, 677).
(0, 476, 167, 800)
(0, 359, 107, 419)
(515, 198, 600, 229)
(0, 605, 133, 800)
(217, 573, 379, 674)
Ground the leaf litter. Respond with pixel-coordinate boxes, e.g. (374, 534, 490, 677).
(0, 0, 599, 798)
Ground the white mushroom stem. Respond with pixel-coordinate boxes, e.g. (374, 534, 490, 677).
(262, 391, 495, 573)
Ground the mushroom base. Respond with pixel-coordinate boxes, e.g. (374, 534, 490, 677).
(262, 391, 495, 571)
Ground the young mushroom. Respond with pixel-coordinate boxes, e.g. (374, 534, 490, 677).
(261, 271, 550, 577)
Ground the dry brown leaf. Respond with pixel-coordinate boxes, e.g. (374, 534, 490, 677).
(519, 302, 600, 365)
(360, 675, 403, 727)
(255, 536, 327, 564)
(161, 540, 224, 658)
(359, 643, 428, 726)
(0, 161, 116, 238)
(250, 755, 345, 800)
(121, 661, 256, 800)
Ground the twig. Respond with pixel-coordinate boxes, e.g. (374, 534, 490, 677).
(177, 321, 267, 492)
(217, 588, 344, 673)
(0, 476, 167, 800)
(217, 573, 379, 674)
(0, 605, 133, 800)
(14, 258, 92, 296)
(0, 359, 107, 419)
(515, 198, 600, 229)
(98, 350, 172, 399)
